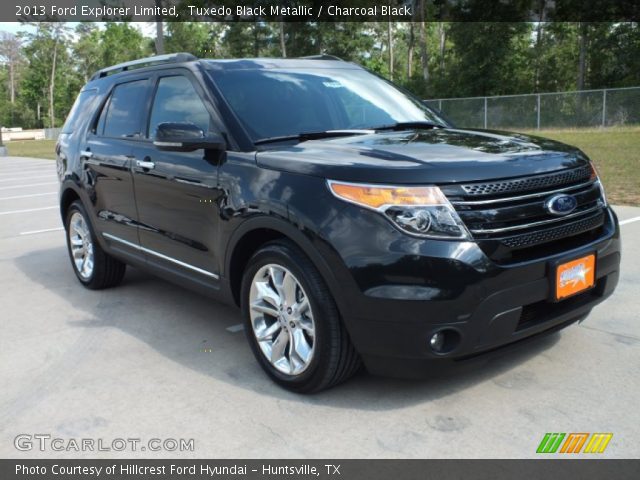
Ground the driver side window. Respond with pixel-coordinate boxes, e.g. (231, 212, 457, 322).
(148, 76, 211, 138)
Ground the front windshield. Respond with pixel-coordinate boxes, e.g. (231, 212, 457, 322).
(209, 67, 448, 142)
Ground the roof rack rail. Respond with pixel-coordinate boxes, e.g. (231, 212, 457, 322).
(300, 54, 344, 61)
(90, 53, 198, 81)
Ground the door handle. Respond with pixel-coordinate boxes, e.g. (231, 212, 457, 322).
(136, 160, 155, 170)
(80, 150, 93, 158)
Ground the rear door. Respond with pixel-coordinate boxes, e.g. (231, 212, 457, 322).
(130, 71, 223, 282)
(83, 78, 150, 248)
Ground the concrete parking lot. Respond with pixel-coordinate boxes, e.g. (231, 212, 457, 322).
(0, 156, 638, 459)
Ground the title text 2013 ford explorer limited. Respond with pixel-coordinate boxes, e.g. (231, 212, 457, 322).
(56, 54, 620, 392)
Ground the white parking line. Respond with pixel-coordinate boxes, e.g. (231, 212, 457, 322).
(20, 227, 64, 236)
(0, 162, 55, 167)
(0, 165, 55, 171)
(226, 324, 244, 333)
(0, 182, 58, 190)
(0, 206, 57, 215)
(0, 170, 55, 177)
(0, 166, 55, 172)
(0, 175, 55, 183)
(0, 161, 53, 167)
(19, 227, 64, 236)
(620, 216, 640, 226)
(0, 192, 57, 201)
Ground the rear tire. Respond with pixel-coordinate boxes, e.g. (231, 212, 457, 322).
(241, 239, 361, 393)
(65, 200, 126, 289)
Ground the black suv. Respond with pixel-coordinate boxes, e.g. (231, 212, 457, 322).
(57, 53, 620, 392)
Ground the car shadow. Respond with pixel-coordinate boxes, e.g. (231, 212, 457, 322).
(15, 245, 561, 411)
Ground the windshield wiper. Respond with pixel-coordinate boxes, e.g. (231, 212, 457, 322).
(370, 121, 445, 131)
(254, 129, 374, 146)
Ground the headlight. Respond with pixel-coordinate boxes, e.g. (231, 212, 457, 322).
(327, 180, 470, 239)
(590, 162, 608, 207)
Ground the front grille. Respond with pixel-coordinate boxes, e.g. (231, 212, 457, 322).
(444, 166, 607, 262)
(498, 211, 604, 249)
(460, 165, 592, 196)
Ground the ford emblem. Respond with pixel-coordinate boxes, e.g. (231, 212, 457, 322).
(545, 194, 578, 216)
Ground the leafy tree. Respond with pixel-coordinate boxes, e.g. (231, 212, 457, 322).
(0, 32, 24, 105)
(280, 23, 319, 57)
(445, 23, 533, 96)
(587, 23, 640, 88)
(1, 19, 639, 130)
(100, 23, 152, 67)
(318, 23, 376, 62)
(73, 24, 103, 82)
(166, 22, 222, 56)
(20, 23, 72, 128)
(223, 23, 261, 57)
(0, 32, 26, 126)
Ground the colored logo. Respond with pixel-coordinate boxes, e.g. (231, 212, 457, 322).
(555, 254, 595, 300)
(545, 194, 578, 216)
(536, 433, 613, 454)
(559, 262, 592, 289)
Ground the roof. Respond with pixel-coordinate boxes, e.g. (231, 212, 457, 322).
(202, 58, 362, 71)
(89, 53, 361, 82)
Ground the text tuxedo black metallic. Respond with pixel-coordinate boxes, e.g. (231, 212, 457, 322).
(56, 54, 620, 392)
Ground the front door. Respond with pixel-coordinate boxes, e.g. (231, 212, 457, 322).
(130, 73, 223, 282)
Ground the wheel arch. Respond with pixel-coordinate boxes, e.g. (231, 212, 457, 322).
(225, 217, 347, 315)
(59, 184, 82, 221)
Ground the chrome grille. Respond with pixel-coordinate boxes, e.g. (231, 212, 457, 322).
(498, 211, 604, 249)
(445, 166, 606, 257)
(460, 165, 592, 196)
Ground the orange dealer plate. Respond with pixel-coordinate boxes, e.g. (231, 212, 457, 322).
(555, 254, 596, 301)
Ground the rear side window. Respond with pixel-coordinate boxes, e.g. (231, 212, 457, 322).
(96, 80, 147, 138)
(148, 76, 211, 138)
(61, 89, 98, 134)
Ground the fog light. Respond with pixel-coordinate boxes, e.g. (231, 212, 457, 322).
(430, 332, 445, 353)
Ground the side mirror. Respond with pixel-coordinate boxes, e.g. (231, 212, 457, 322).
(153, 122, 225, 152)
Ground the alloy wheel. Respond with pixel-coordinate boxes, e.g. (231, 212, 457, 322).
(248, 264, 316, 375)
(68, 211, 94, 279)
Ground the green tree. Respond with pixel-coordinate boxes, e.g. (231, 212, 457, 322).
(2, 19, 639, 130)
(587, 23, 640, 88)
(166, 22, 222, 56)
(73, 24, 102, 82)
(444, 22, 533, 97)
(100, 23, 151, 67)
(20, 23, 72, 128)
(0, 32, 26, 126)
(535, 23, 579, 92)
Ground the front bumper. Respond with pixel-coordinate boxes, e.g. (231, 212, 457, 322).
(320, 207, 620, 378)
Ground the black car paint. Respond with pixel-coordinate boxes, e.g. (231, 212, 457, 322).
(57, 58, 620, 378)
(255, 129, 589, 184)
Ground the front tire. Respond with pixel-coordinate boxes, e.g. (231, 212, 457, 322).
(65, 200, 126, 289)
(241, 240, 361, 393)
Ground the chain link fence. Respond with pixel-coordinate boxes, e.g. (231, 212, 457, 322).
(425, 86, 640, 130)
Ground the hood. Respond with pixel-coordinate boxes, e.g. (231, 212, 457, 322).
(255, 128, 590, 184)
